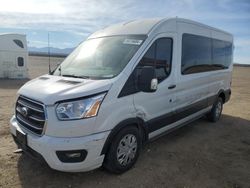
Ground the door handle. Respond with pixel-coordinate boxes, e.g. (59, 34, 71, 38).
(168, 84, 176, 89)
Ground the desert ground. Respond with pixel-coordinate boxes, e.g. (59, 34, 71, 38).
(0, 56, 250, 188)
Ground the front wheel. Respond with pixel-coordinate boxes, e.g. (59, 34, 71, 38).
(207, 97, 223, 122)
(103, 126, 142, 174)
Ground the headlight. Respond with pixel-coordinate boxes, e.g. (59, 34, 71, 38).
(56, 93, 106, 120)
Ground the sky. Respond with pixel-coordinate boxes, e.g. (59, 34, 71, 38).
(0, 0, 249, 64)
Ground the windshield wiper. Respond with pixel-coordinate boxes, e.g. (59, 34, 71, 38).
(61, 74, 90, 79)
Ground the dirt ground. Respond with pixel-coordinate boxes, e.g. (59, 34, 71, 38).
(0, 56, 250, 188)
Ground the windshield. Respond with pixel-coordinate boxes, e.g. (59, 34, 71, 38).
(53, 35, 146, 79)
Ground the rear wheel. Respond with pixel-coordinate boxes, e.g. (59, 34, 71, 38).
(207, 97, 223, 122)
(103, 126, 142, 174)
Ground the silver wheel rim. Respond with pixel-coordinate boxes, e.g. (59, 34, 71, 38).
(117, 134, 137, 166)
(215, 101, 222, 118)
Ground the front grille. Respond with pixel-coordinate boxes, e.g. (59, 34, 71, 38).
(16, 96, 46, 135)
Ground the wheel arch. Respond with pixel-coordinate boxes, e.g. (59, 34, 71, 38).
(100, 117, 147, 155)
(218, 90, 226, 103)
(217, 88, 232, 104)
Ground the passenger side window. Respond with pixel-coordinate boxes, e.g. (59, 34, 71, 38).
(138, 38, 172, 82)
(181, 33, 233, 75)
(182, 34, 212, 74)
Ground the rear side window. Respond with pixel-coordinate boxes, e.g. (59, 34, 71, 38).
(224, 42, 233, 68)
(13, 39, 24, 48)
(17, 57, 24, 66)
(139, 38, 172, 82)
(213, 39, 232, 69)
(212, 39, 225, 67)
(181, 33, 233, 75)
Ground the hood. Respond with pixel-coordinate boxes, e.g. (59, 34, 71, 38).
(18, 75, 113, 105)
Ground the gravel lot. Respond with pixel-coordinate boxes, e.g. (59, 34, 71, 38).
(0, 56, 250, 188)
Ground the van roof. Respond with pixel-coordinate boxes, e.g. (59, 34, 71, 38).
(88, 17, 232, 39)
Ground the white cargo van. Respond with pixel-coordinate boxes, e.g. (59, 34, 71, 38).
(10, 18, 233, 173)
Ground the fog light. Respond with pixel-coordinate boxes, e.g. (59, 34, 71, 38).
(66, 153, 81, 158)
(56, 150, 87, 163)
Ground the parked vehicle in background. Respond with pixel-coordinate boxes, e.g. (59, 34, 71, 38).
(10, 18, 233, 173)
(0, 33, 28, 79)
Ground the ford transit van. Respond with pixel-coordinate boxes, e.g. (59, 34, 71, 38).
(10, 18, 233, 173)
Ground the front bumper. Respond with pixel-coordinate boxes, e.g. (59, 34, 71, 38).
(10, 116, 110, 172)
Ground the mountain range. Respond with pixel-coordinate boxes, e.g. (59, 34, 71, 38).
(28, 47, 74, 56)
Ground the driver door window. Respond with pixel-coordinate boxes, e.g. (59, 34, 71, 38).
(138, 38, 172, 82)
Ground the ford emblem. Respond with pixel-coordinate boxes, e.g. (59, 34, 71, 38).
(20, 107, 29, 117)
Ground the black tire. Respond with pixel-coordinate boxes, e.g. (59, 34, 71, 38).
(207, 97, 223, 122)
(103, 126, 142, 174)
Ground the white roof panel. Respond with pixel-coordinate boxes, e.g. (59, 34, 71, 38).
(88, 17, 233, 39)
(88, 18, 163, 39)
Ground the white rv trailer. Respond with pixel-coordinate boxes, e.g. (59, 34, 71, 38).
(0, 33, 28, 79)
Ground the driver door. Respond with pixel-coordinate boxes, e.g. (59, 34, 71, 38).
(133, 33, 177, 136)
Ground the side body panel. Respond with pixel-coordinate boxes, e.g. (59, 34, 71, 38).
(174, 22, 212, 114)
(133, 21, 233, 140)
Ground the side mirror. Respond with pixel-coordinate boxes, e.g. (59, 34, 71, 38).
(137, 66, 158, 92)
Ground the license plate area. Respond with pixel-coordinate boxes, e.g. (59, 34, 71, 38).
(16, 130, 27, 148)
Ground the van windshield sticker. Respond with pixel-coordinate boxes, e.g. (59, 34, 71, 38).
(123, 39, 143, 45)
